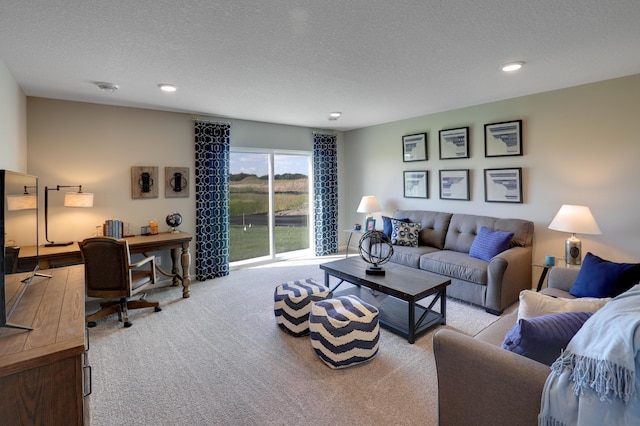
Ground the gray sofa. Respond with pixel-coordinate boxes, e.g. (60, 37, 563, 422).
(433, 266, 579, 426)
(384, 210, 534, 314)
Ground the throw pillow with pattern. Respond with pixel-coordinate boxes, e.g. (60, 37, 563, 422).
(390, 219, 421, 247)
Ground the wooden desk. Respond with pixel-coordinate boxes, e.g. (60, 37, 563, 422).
(0, 266, 89, 425)
(18, 232, 193, 298)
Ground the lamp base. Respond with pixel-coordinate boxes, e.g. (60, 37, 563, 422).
(366, 265, 386, 275)
(565, 235, 582, 266)
(45, 241, 73, 247)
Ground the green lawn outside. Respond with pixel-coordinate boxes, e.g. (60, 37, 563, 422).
(229, 225, 309, 262)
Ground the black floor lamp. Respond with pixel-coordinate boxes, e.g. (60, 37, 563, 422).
(44, 185, 94, 247)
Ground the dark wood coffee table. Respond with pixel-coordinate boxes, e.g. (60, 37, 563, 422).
(320, 257, 451, 343)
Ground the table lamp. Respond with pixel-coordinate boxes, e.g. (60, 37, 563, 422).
(45, 185, 94, 247)
(548, 204, 601, 265)
(6, 186, 37, 211)
(357, 195, 381, 219)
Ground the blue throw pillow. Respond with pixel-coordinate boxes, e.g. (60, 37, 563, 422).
(382, 216, 409, 239)
(469, 226, 514, 262)
(570, 252, 640, 298)
(502, 311, 593, 365)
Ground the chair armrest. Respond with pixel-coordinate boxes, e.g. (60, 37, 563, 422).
(433, 328, 549, 426)
(547, 266, 580, 292)
(130, 255, 156, 269)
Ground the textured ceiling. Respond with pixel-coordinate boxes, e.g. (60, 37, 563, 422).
(1, 0, 639, 131)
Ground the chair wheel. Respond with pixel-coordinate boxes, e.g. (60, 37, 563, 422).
(124, 321, 133, 327)
(154, 306, 162, 312)
(87, 321, 97, 328)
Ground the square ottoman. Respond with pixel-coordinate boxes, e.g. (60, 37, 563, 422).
(274, 278, 332, 336)
(309, 295, 380, 369)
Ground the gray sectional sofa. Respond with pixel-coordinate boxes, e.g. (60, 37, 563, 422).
(382, 210, 534, 314)
(432, 266, 578, 426)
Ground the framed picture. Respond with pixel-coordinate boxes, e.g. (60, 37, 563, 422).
(402, 133, 428, 162)
(365, 218, 376, 232)
(484, 120, 523, 157)
(131, 166, 159, 199)
(439, 127, 469, 159)
(403, 170, 428, 198)
(165, 166, 189, 198)
(439, 169, 470, 200)
(484, 167, 523, 203)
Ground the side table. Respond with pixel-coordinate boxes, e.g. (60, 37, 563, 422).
(343, 229, 365, 258)
(532, 260, 580, 291)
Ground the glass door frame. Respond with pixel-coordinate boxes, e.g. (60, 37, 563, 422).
(229, 147, 313, 268)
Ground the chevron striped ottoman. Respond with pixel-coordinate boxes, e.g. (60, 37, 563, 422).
(309, 295, 380, 369)
(274, 279, 333, 337)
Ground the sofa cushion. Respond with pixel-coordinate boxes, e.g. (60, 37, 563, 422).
(570, 252, 640, 298)
(393, 210, 452, 249)
(420, 250, 488, 285)
(502, 311, 593, 365)
(469, 226, 514, 262)
(382, 216, 409, 239)
(517, 290, 610, 320)
(390, 219, 421, 247)
(385, 244, 440, 268)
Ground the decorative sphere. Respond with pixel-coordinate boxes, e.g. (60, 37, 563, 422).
(166, 212, 183, 228)
(358, 230, 393, 267)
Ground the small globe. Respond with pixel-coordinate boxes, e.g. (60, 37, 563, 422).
(166, 212, 183, 232)
(358, 230, 393, 274)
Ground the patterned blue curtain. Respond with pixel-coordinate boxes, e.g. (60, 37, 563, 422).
(194, 121, 231, 280)
(313, 133, 338, 256)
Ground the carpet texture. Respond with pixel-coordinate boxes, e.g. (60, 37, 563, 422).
(88, 255, 501, 426)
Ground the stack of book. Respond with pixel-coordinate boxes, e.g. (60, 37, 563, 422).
(103, 219, 125, 238)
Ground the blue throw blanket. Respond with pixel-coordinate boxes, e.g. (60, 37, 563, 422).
(539, 284, 640, 426)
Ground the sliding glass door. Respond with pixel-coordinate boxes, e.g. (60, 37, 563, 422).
(229, 149, 311, 263)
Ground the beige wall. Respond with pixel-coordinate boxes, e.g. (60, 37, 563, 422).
(0, 59, 27, 172)
(24, 74, 640, 283)
(342, 74, 640, 269)
(26, 99, 339, 271)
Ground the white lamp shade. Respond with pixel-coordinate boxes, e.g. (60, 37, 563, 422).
(6, 194, 37, 211)
(356, 196, 381, 214)
(64, 192, 94, 207)
(548, 205, 601, 235)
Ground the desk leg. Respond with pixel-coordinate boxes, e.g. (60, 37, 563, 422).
(180, 243, 191, 298)
(170, 248, 180, 287)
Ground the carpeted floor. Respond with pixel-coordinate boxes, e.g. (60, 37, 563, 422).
(87, 255, 502, 426)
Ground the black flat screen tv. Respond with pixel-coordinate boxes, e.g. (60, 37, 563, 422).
(1, 170, 40, 331)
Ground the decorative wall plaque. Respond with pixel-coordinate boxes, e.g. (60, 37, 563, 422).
(165, 167, 189, 198)
(131, 166, 159, 199)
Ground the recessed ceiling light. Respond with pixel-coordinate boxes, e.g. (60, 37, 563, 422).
(328, 112, 342, 120)
(502, 61, 524, 72)
(95, 82, 119, 92)
(158, 83, 177, 92)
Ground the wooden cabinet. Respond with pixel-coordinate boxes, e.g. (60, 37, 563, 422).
(0, 265, 89, 425)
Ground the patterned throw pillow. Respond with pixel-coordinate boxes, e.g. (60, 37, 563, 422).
(390, 219, 421, 247)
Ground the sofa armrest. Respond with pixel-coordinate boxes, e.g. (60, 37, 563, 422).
(484, 246, 532, 314)
(547, 266, 580, 292)
(433, 329, 550, 426)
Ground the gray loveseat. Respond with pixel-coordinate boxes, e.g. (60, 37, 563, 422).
(433, 267, 579, 426)
(383, 210, 534, 314)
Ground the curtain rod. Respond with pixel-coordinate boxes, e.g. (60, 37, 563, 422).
(312, 130, 337, 135)
(192, 118, 231, 126)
